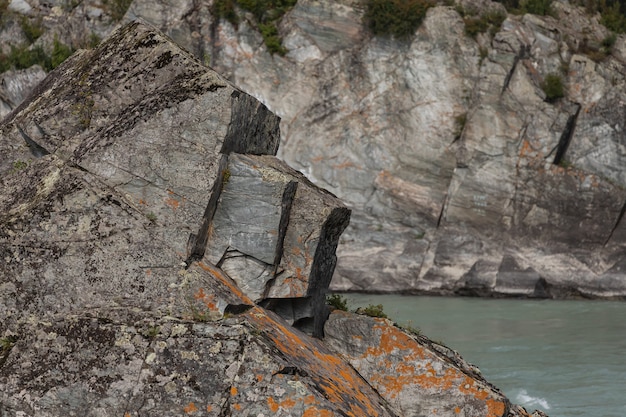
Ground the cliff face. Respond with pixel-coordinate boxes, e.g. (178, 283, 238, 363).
(0, 21, 545, 417)
(122, 0, 626, 298)
(2, 3, 626, 298)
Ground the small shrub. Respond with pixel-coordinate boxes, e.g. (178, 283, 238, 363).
(212, 0, 296, 54)
(19, 16, 43, 43)
(399, 320, 422, 336)
(358, 304, 388, 319)
(521, 0, 554, 16)
(462, 8, 506, 39)
(541, 72, 564, 102)
(51, 37, 73, 69)
(600, 2, 626, 33)
(364, 0, 434, 39)
(326, 294, 349, 311)
(146, 212, 157, 223)
(212, 0, 239, 26)
(259, 22, 287, 55)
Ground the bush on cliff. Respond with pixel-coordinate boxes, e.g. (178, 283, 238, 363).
(364, 0, 434, 39)
(541, 73, 565, 102)
(211, 0, 296, 55)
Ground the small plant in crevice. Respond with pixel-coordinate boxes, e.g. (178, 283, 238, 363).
(0, 335, 18, 353)
(12, 159, 29, 172)
(356, 303, 388, 319)
(326, 293, 349, 311)
(222, 168, 231, 187)
(363, 0, 435, 39)
(398, 320, 422, 336)
(541, 72, 565, 102)
(558, 159, 573, 169)
(146, 212, 157, 223)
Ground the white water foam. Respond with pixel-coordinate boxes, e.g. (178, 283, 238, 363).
(516, 389, 551, 410)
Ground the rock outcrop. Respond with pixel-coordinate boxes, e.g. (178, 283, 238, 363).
(3, 0, 626, 298)
(119, 0, 626, 299)
(1, 21, 546, 417)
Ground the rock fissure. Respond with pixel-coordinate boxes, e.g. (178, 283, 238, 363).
(553, 103, 581, 166)
(605, 199, 626, 246)
(16, 124, 50, 158)
(186, 154, 229, 266)
(501, 45, 530, 94)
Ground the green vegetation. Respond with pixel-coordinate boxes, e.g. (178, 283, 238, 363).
(398, 320, 422, 336)
(51, 37, 73, 68)
(458, 6, 506, 39)
(541, 72, 565, 102)
(326, 294, 349, 311)
(19, 16, 43, 43)
(493, 0, 555, 16)
(357, 304, 388, 319)
(12, 160, 28, 171)
(222, 168, 231, 186)
(146, 212, 157, 223)
(363, 0, 434, 39)
(212, 0, 297, 55)
(103, 0, 133, 22)
(0, 335, 17, 353)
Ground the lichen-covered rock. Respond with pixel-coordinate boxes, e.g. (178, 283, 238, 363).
(325, 311, 510, 417)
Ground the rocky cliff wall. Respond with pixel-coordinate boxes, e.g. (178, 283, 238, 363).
(2, 0, 626, 298)
(0, 21, 546, 417)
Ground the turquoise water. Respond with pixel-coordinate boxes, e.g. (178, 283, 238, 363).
(341, 294, 626, 417)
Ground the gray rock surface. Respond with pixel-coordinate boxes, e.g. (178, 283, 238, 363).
(109, 0, 626, 298)
(1, 20, 547, 417)
(4, 0, 626, 297)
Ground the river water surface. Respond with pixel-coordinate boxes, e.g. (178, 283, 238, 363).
(341, 294, 626, 417)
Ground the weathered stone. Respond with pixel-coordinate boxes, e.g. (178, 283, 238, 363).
(0, 67, 47, 120)
(202, 153, 350, 334)
(324, 311, 510, 417)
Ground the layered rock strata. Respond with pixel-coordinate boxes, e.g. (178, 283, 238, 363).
(1, 21, 546, 417)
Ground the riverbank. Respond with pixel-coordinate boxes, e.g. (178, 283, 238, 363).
(341, 293, 626, 417)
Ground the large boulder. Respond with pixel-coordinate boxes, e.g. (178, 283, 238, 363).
(1, 21, 546, 417)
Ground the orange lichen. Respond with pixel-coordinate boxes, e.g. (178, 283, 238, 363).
(206, 405, 212, 412)
(267, 397, 279, 412)
(351, 319, 506, 416)
(165, 197, 180, 210)
(198, 262, 254, 305)
(183, 402, 198, 414)
(303, 407, 333, 417)
(233, 403, 242, 411)
(230, 386, 238, 396)
(455, 406, 461, 414)
(244, 307, 385, 417)
(193, 288, 218, 311)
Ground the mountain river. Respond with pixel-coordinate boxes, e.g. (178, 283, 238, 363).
(340, 294, 626, 417)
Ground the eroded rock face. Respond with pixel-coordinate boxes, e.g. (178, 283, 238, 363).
(113, 0, 626, 298)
